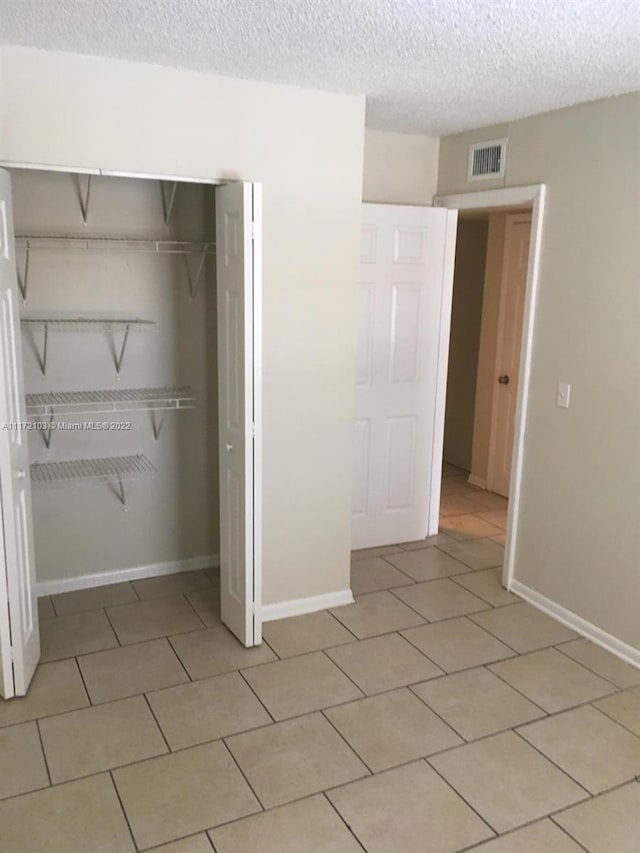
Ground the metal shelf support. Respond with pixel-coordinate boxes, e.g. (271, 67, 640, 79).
(77, 174, 92, 226)
(160, 181, 178, 225)
(16, 241, 30, 303)
(182, 251, 208, 300)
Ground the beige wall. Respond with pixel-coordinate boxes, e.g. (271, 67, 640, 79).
(0, 47, 366, 606)
(443, 219, 487, 471)
(363, 129, 439, 204)
(438, 93, 640, 650)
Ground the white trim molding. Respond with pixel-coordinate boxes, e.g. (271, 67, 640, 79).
(36, 554, 219, 597)
(261, 589, 354, 623)
(511, 580, 640, 671)
(467, 474, 487, 489)
(433, 183, 547, 593)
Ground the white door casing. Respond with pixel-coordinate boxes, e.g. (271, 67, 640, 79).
(0, 168, 40, 698)
(352, 204, 458, 550)
(487, 213, 531, 497)
(216, 182, 262, 647)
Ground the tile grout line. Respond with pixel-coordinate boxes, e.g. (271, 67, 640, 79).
(237, 668, 277, 724)
(322, 791, 368, 852)
(34, 717, 53, 788)
(141, 692, 172, 754)
(108, 769, 141, 852)
(220, 738, 266, 812)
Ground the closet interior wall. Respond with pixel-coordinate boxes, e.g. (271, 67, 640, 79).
(11, 170, 219, 588)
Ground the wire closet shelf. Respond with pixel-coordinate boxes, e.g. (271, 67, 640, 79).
(25, 386, 196, 417)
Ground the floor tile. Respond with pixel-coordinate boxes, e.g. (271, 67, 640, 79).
(351, 545, 405, 561)
(226, 713, 368, 809)
(402, 617, 515, 672)
(148, 836, 214, 853)
(451, 567, 519, 606)
(0, 774, 135, 852)
(326, 688, 461, 771)
(476, 509, 508, 528)
(241, 651, 362, 720)
(471, 818, 584, 851)
(439, 513, 503, 540)
(0, 722, 49, 799)
(133, 570, 212, 600)
(438, 538, 505, 570)
(328, 760, 493, 853)
(430, 731, 587, 834)
(40, 610, 119, 662)
(78, 638, 189, 704)
(558, 638, 640, 688)
(148, 671, 271, 749)
(414, 668, 544, 740)
(349, 556, 413, 594)
(0, 659, 89, 727)
(595, 685, 640, 735)
(518, 705, 640, 794)
(326, 633, 442, 694)
(466, 491, 509, 511)
(329, 590, 424, 639)
(554, 781, 640, 852)
(470, 602, 579, 652)
(399, 533, 455, 551)
(384, 548, 468, 582)
(39, 695, 168, 783)
(184, 587, 221, 628)
(439, 494, 485, 517)
(489, 648, 616, 712)
(170, 627, 277, 680)
(262, 611, 354, 658)
(107, 595, 205, 645)
(393, 578, 490, 621)
(440, 475, 473, 495)
(210, 794, 362, 853)
(51, 582, 138, 616)
(37, 595, 55, 620)
(114, 741, 260, 849)
(204, 566, 221, 585)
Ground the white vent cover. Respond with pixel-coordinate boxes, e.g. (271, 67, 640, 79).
(467, 138, 507, 181)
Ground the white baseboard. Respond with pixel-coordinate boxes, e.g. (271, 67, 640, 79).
(467, 474, 487, 489)
(510, 580, 640, 671)
(37, 555, 220, 597)
(261, 589, 354, 623)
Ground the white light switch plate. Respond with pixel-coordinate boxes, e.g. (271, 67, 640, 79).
(556, 382, 571, 408)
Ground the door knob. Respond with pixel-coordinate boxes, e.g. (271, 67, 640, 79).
(226, 442, 233, 452)
(498, 375, 510, 385)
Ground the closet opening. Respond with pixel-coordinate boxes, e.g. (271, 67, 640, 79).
(0, 166, 262, 698)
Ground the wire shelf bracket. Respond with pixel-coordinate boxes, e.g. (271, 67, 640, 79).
(16, 240, 30, 303)
(160, 181, 178, 225)
(21, 317, 156, 377)
(182, 251, 208, 300)
(30, 453, 156, 511)
(77, 174, 92, 226)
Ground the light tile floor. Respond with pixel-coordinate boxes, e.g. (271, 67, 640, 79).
(1, 465, 640, 850)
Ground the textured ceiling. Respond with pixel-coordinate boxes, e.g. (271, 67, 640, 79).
(1, 0, 640, 135)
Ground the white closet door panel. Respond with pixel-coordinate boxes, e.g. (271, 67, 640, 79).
(216, 182, 260, 647)
(0, 168, 39, 698)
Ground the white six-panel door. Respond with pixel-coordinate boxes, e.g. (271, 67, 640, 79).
(0, 168, 40, 698)
(216, 182, 262, 647)
(352, 203, 457, 550)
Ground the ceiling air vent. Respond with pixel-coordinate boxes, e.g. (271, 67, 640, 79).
(467, 138, 507, 182)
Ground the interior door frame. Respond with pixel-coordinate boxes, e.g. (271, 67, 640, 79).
(0, 159, 263, 645)
(433, 184, 546, 591)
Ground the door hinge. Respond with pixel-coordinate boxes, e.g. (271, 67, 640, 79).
(251, 221, 256, 241)
(251, 422, 256, 438)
